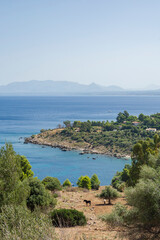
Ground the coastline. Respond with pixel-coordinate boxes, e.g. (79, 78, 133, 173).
(24, 129, 131, 160)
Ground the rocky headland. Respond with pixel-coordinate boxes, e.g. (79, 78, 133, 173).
(24, 128, 131, 159)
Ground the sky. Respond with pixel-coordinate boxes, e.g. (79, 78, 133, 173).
(0, 0, 160, 89)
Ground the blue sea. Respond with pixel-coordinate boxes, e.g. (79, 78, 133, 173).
(0, 96, 160, 185)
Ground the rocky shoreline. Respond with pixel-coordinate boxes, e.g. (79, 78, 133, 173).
(24, 136, 131, 160)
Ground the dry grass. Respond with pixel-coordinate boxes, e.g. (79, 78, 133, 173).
(53, 187, 160, 240)
(54, 187, 127, 240)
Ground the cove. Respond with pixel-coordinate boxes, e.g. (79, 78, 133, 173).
(1, 96, 160, 185)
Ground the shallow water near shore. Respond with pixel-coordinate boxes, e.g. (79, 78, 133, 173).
(0, 95, 160, 185)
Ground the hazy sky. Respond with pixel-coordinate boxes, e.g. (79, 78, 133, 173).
(0, 0, 160, 89)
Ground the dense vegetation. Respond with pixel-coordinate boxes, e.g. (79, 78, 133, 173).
(0, 143, 91, 239)
(105, 135, 160, 231)
(50, 209, 87, 227)
(0, 144, 57, 239)
(111, 134, 160, 190)
(33, 111, 160, 157)
(102, 159, 160, 230)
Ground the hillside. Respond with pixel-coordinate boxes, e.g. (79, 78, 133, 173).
(25, 112, 160, 158)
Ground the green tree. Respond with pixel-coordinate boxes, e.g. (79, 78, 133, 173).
(91, 174, 100, 190)
(111, 164, 131, 191)
(76, 176, 83, 187)
(63, 120, 71, 128)
(116, 112, 126, 123)
(27, 178, 56, 211)
(80, 122, 91, 132)
(20, 155, 34, 180)
(0, 144, 30, 208)
(77, 176, 91, 190)
(129, 139, 155, 186)
(124, 110, 129, 119)
(42, 176, 61, 191)
(121, 165, 130, 182)
(63, 179, 72, 187)
(73, 121, 82, 128)
(99, 186, 119, 205)
(138, 113, 145, 122)
(116, 111, 128, 123)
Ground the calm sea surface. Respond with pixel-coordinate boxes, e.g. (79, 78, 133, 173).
(0, 96, 160, 185)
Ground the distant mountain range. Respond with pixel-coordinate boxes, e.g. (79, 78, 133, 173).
(0, 80, 160, 96)
(0, 80, 124, 96)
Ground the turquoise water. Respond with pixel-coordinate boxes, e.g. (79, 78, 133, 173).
(1, 96, 160, 185)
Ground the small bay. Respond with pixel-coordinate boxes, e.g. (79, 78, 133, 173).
(0, 95, 160, 185)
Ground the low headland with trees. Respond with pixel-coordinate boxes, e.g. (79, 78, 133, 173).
(25, 111, 160, 158)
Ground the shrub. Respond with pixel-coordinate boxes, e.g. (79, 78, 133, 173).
(40, 129, 47, 133)
(125, 165, 160, 227)
(99, 186, 119, 204)
(77, 176, 91, 190)
(111, 172, 123, 191)
(50, 209, 87, 227)
(27, 178, 56, 211)
(42, 176, 61, 191)
(0, 205, 55, 240)
(100, 203, 129, 226)
(91, 174, 100, 190)
(63, 179, 72, 187)
(111, 164, 131, 191)
(103, 166, 160, 229)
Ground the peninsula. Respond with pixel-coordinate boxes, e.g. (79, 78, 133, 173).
(25, 111, 160, 158)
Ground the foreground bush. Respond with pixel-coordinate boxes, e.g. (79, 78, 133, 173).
(0, 205, 55, 240)
(125, 165, 160, 228)
(101, 166, 160, 229)
(100, 203, 129, 226)
(50, 209, 87, 227)
(42, 176, 62, 191)
(27, 178, 56, 211)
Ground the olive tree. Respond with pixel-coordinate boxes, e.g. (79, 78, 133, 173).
(99, 186, 119, 205)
